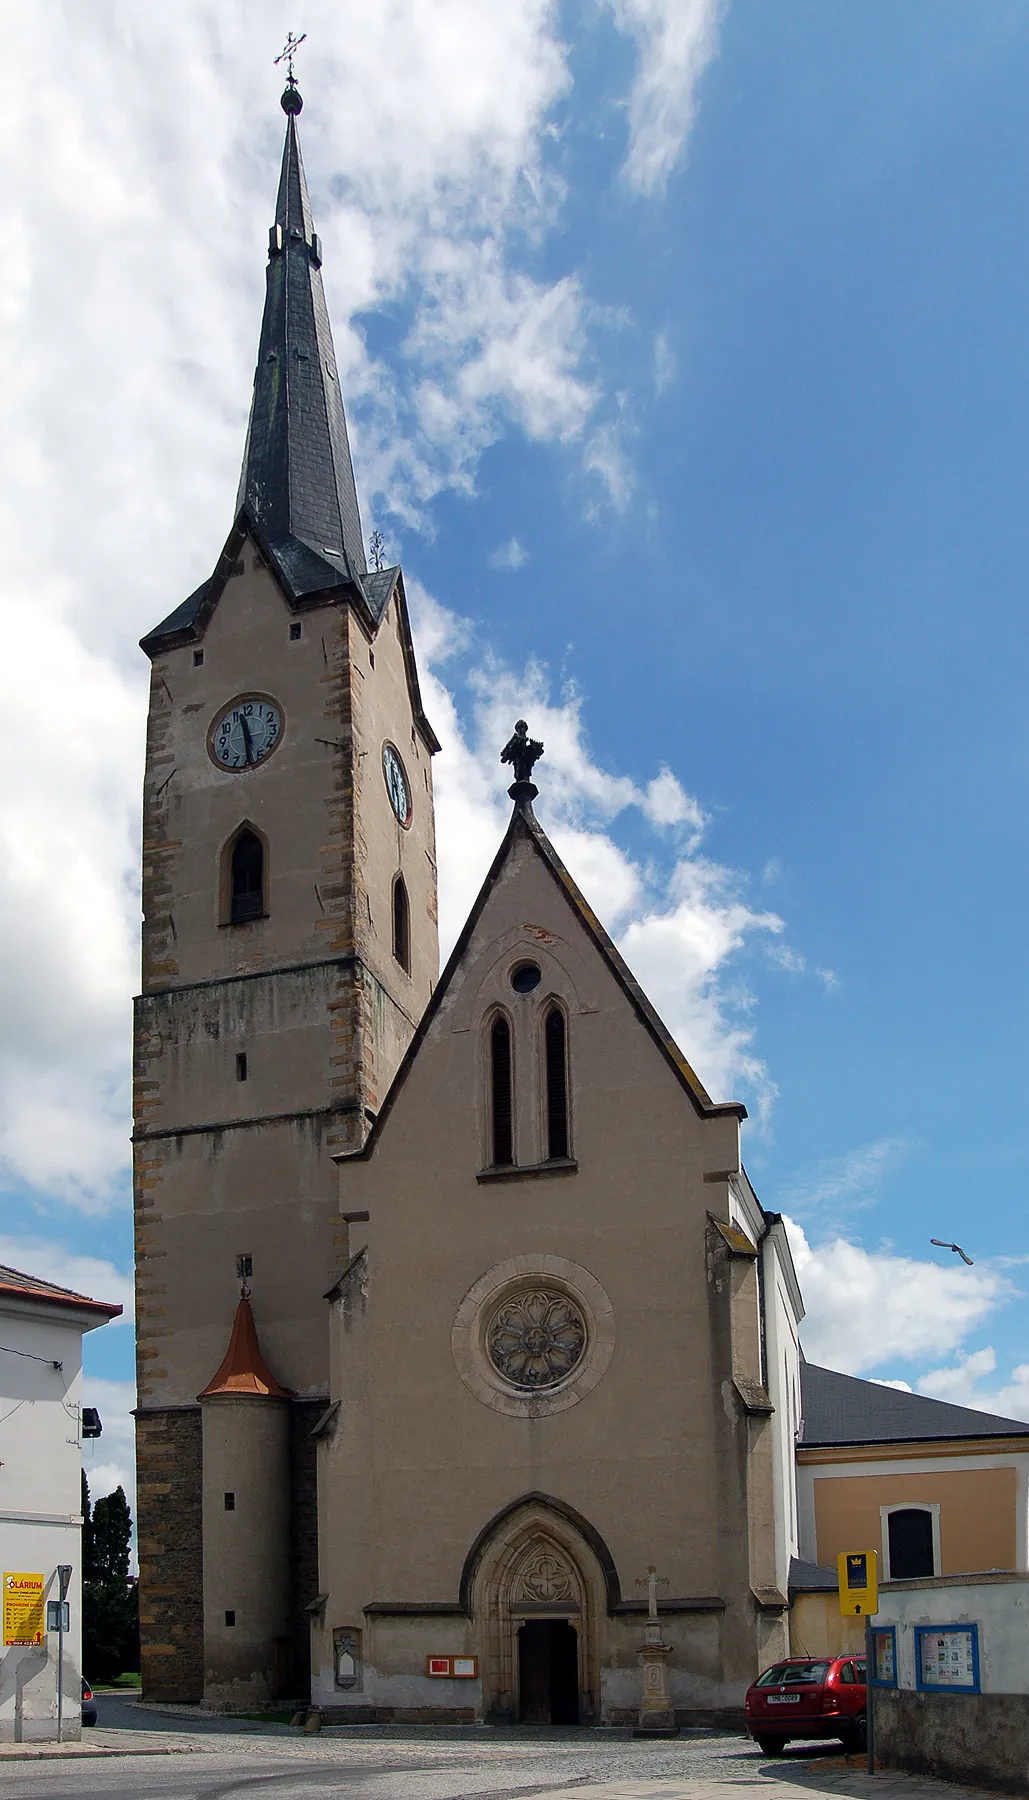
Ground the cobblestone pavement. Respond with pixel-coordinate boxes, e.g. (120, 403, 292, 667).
(0, 1696, 995, 1800)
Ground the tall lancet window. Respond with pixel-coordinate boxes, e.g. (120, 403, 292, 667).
(392, 876, 410, 972)
(544, 1007, 569, 1160)
(490, 1016, 513, 1167)
(230, 830, 265, 924)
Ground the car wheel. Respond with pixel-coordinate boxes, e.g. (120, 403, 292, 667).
(840, 1716, 867, 1753)
(82, 1715, 97, 1727)
(755, 1736, 787, 1755)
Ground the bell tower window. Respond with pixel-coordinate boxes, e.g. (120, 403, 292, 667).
(230, 829, 264, 924)
(490, 1016, 513, 1167)
(544, 1006, 569, 1160)
(392, 875, 410, 972)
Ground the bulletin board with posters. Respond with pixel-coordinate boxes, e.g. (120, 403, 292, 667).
(871, 1626, 897, 1687)
(915, 1624, 980, 1693)
(3, 1572, 45, 1646)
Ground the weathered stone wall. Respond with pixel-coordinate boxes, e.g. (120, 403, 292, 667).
(136, 1407, 203, 1701)
(289, 1399, 323, 1699)
(876, 1688, 1029, 1793)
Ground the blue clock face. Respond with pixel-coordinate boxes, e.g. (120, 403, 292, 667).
(383, 743, 412, 825)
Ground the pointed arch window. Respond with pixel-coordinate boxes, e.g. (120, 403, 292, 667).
(392, 875, 410, 972)
(490, 1016, 513, 1167)
(544, 1007, 569, 1161)
(230, 830, 264, 924)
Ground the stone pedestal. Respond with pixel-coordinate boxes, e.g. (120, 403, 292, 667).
(634, 1621, 677, 1736)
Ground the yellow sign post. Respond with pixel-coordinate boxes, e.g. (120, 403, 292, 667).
(838, 1551, 878, 1776)
(3, 1572, 45, 1647)
(837, 1549, 878, 1616)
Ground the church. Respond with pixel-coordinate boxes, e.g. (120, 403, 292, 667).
(132, 76, 804, 1726)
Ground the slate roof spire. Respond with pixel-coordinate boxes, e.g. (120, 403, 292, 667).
(235, 78, 367, 587)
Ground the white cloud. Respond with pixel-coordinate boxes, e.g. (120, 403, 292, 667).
(916, 1348, 1029, 1424)
(0, 1240, 132, 1323)
(786, 1216, 1013, 1376)
(653, 328, 676, 394)
(607, 0, 724, 195)
(81, 1377, 138, 1552)
(643, 768, 706, 835)
(488, 537, 529, 571)
(412, 593, 791, 1117)
(781, 1137, 912, 1214)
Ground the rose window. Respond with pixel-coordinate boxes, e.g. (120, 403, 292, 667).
(486, 1287, 586, 1390)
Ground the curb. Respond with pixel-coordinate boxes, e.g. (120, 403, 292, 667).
(0, 1745, 201, 1761)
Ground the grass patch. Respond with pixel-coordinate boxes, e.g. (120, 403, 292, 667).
(96, 1672, 142, 1689)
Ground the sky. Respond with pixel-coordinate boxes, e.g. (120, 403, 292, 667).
(3, 0, 1029, 1505)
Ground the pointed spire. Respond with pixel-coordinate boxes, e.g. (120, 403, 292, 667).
(235, 83, 367, 588)
(198, 1290, 288, 1399)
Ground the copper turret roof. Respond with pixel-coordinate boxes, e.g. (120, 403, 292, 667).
(198, 1292, 288, 1399)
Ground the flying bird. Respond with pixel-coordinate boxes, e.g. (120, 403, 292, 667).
(931, 1239, 974, 1266)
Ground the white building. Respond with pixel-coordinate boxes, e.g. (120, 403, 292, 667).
(0, 1264, 121, 1742)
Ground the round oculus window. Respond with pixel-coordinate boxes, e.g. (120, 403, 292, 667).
(485, 1286, 586, 1391)
(510, 961, 542, 993)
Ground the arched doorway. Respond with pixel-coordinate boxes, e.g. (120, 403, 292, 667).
(466, 1498, 611, 1724)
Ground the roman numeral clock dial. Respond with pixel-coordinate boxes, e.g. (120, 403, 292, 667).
(208, 696, 284, 770)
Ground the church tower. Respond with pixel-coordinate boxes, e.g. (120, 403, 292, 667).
(133, 75, 439, 1704)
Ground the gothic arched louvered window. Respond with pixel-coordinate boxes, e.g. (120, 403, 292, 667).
(544, 1006, 569, 1160)
(392, 875, 410, 972)
(490, 1016, 513, 1167)
(230, 830, 264, 924)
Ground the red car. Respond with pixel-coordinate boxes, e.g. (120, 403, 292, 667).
(744, 1654, 867, 1754)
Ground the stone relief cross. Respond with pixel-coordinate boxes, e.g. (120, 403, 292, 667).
(635, 1565, 668, 1621)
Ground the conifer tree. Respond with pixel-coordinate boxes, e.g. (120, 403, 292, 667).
(82, 1481, 139, 1680)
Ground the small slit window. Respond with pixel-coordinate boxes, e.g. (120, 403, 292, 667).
(230, 830, 264, 924)
(236, 1053, 248, 1082)
(224, 1492, 235, 1512)
(545, 1007, 569, 1160)
(491, 1016, 513, 1167)
(392, 875, 410, 972)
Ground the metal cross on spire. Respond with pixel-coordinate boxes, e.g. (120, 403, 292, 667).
(275, 30, 307, 86)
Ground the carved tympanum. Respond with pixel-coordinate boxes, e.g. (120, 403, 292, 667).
(520, 1548, 573, 1602)
(486, 1287, 586, 1390)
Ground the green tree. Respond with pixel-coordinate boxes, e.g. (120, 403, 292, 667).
(82, 1481, 139, 1680)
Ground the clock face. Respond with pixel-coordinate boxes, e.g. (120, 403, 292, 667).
(209, 696, 283, 771)
(383, 743, 412, 825)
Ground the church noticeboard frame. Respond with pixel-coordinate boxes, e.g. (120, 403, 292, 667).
(426, 1655, 478, 1678)
(915, 1624, 980, 1693)
(871, 1626, 897, 1687)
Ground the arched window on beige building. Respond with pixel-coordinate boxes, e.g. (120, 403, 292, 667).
(544, 1005, 569, 1160)
(490, 1014, 513, 1167)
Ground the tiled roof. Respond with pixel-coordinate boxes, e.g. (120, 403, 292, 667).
(800, 1360, 1029, 1446)
(789, 1556, 839, 1594)
(0, 1264, 122, 1317)
(199, 1294, 287, 1399)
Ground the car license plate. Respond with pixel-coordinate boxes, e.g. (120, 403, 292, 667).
(767, 1695, 801, 1704)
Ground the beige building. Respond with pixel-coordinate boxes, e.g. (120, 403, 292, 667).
(311, 784, 804, 1724)
(790, 1363, 1029, 1657)
(133, 79, 804, 1721)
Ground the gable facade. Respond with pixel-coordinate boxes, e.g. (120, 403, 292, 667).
(310, 802, 803, 1724)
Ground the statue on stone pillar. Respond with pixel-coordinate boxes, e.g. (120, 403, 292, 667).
(634, 1566, 677, 1737)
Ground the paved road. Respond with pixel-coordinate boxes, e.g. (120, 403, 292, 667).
(0, 1694, 983, 1800)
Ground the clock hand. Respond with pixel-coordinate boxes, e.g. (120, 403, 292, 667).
(240, 714, 254, 766)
